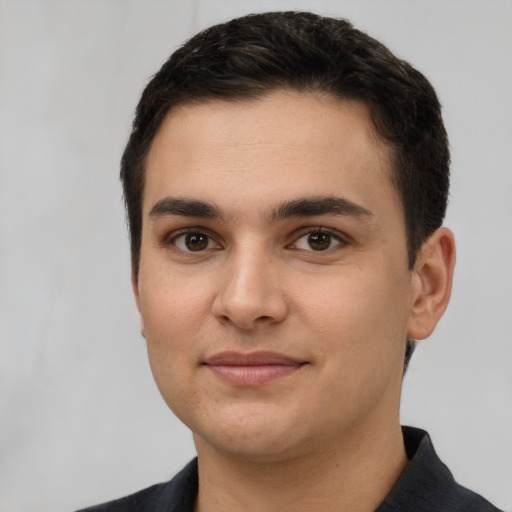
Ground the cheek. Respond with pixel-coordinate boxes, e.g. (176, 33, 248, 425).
(140, 265, 213, 340)
(303, 271, 410, 423)
(299, 263, 411, 367)
(137, 271, 213, 392)
(139, 282, 205, 424)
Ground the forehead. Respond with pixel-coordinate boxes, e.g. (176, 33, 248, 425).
(143, 91, 398, 219)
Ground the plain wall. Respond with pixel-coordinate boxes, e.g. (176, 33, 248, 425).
(0, 1, 510, 511)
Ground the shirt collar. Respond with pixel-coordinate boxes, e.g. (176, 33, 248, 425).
(163, 426, 493, 512)
(376, 426, 461, 511)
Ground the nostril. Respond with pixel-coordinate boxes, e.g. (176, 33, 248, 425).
(217, 314, 230, 324)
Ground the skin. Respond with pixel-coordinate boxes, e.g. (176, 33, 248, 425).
(133, 90, 455, 511)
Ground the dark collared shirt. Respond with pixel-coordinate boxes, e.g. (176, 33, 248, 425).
(76, 427, 502, 511)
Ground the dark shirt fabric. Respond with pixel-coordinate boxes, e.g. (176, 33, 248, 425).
(76, 427, 502, 512)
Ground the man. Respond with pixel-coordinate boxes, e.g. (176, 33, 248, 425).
(77, 11, 501, 512)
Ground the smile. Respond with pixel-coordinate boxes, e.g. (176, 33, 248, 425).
(203, 351, 307, 386)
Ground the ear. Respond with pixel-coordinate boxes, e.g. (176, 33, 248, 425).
(131, 270, 146, 338)
(407, 227, 456, 340)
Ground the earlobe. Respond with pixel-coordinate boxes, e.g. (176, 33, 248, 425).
(407, 227, 456, 340)
(131, 271, 146, 338)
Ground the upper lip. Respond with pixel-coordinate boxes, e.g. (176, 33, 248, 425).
(203, 351, 305, 366)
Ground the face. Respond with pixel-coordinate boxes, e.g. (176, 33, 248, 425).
(135, 91, 418, 462)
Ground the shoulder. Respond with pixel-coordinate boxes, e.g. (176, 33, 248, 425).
(455, 484, 504, 512)
(377, 427, 503, 512)
(74, 459, 198, 512)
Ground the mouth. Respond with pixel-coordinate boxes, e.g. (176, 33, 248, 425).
(202, 351, 307, 386)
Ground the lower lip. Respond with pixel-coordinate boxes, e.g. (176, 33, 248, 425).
(206, 364, 302, 386)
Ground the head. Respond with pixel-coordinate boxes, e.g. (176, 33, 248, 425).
(121, 11, 450, 278)
(122, 12, 455, 460)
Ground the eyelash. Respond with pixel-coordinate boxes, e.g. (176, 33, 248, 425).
(163, 226, 349, 253)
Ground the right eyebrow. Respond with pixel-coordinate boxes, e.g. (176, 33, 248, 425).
(149, 197, 223, 220)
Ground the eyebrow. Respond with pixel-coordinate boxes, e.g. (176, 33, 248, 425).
(148, 195, 372, 221)
(149, 197, 222, 219)
(270, 196, 372, 221)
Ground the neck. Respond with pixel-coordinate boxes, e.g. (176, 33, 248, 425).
(194, 419, 407, 512)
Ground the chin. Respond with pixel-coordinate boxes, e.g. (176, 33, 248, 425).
(195, 431, 303, 463)
(190, 404, 310, 462)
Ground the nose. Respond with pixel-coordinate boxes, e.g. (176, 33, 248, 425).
(211, 247, 289, 330)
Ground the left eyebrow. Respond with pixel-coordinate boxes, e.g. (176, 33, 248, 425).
(270, 196, 372, 221)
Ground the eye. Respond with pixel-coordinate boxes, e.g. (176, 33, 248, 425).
(173, 231, 216, 252)
(292, 230, 345, 251)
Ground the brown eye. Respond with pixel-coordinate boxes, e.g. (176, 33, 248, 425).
(291, 230, 345, 252)
(184, 233, 209, 251)
(307, 232, 332, 251)
(172, 232, 213, 252)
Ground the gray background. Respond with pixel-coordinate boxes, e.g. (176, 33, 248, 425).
(0, 1, 510, 511)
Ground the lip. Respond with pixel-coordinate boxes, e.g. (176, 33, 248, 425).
(203, 351, 307, 386)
